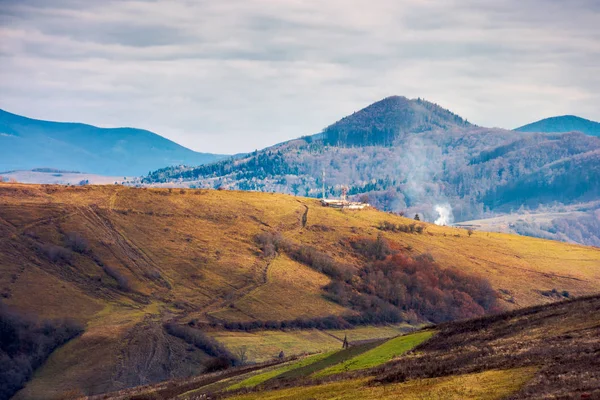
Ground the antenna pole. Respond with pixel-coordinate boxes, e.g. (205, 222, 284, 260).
(322, 169, 326, 199)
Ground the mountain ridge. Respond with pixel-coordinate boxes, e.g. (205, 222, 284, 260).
(0, 108, 226, 176)
(515, 115, 600, 137)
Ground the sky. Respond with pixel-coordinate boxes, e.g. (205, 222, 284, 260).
(1, 0, 599, 154)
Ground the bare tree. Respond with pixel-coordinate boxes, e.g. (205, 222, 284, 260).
(235, 345, 248, 365)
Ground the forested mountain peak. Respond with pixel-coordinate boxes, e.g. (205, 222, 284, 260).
(515, 115, 600, 137)
(322, 96, 473, 147)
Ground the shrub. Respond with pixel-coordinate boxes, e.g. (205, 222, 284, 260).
(0, 304, 83, 399)
(378, 221, 425, 234)
(65, 232, 90, 254)
(37, 243, 72, 263)
(163, 323, 237, 366)
(102, 265, 132, 292)
(288, 245, 353, 281)
(254, 231, 287, 257)
(350, 233, 392, 260)
(204, 356, 232, 373)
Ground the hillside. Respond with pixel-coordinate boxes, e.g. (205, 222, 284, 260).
(143, 97, 600, 246)
(0, 184, 599, 398)
(89, 293, 600, 400)
(0, 109, 225, 176)
(515, 115, 600, 137)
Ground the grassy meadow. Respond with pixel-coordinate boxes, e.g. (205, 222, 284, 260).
(315, 330, 435, 377)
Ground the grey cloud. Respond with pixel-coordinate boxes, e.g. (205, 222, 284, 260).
(0, 0, 599, 154)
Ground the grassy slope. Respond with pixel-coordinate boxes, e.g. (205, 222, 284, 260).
(315, 330, 435, 377)
(227, 352, 335, 391)
(227, 368, 537, 400)
(0, 183, 599, 397)
(93, 293, 600, 399)
(210, 254, 349, 322)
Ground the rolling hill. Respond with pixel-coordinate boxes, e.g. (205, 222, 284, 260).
(143, 97, 600, 248)
(0, 183, 599, 398)
(0, 109, 225, 176)
(515, 115, 600, 137)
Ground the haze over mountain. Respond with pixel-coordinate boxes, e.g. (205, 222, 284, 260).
(0, 109, 225, 176)
(515, 115, 600, 137)
(144, 96, 600, 246)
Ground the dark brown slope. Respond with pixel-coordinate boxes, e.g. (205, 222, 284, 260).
(375, 294, 600, 399)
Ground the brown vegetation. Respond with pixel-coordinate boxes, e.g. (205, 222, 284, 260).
(374, 294, 600, 399)
(164, 323, 237, 368)
(0, 303, 83, 399)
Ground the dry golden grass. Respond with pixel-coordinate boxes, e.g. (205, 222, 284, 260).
(208, 330, 341, 363)
(227, 367, 537, 400)
(216, 254, 349, 322)
(324, 323, 416, 342)
(0, 184, 598, 397)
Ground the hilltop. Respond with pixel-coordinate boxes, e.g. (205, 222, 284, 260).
(0, 109, 225, 176)
(321, 96, 472, 147)
(515, 115, 600, 137)
(0, 184, 599, 398)
(143, 97, 600, 248)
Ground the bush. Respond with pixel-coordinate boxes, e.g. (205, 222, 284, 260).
(102, 265, 132, 292)
(350, 233, 392, 260)
(378, 221, 425, 234)
(255, 232, 353, 281)
(0, 304, 83, 399)
(204, 356, 232, 373)
(164, 323, 237, 367)
(222, 314, 353, 332)
(254, 231, 287, 257)
(37, 243, 72, 263)
(65, 232, 90, 254)
(293, 245, 353, 281)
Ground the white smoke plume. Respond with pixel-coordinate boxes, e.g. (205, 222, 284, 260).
(434, 204, 454, 226)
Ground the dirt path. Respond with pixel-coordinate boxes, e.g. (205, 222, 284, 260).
(0, 208, 78, 244)
(191, 256, 274, 324)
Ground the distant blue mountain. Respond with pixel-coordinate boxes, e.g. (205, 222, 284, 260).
(0, 109, 226, 176)
(515, 115, 600, 137)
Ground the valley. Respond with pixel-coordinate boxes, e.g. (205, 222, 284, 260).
(85, 293, 600, 399)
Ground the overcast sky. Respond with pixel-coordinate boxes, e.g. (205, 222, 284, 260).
(1, 0, 599, 154)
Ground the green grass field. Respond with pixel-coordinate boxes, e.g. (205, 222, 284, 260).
(315, 330, 435, 377)
(208, 324, 415, 363)
(227, 352, 335, 391)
